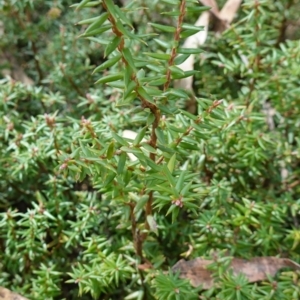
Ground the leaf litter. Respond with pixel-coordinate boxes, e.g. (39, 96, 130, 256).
(172, 256, 300, 289)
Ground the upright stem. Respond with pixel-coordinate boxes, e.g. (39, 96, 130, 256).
(144, 0, 186, 236)
(164, 0, 186, 91)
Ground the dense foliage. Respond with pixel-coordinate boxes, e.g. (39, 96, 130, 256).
(1, 0, 300, 299)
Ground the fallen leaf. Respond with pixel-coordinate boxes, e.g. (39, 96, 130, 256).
(219, 0, 242, 24)
(0, 53, 34, 86)
(198, 0, 219, 15)
(176, 0, 242, 113)
(172, 258, 213, 289)
(172, 256, 300, 289)
(175, 11, 210, 92)
(0, 287, 28, 300)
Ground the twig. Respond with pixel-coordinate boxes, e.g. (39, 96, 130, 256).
(164, 0, 186, 91)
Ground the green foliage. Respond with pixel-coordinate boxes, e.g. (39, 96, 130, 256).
(1, 0, 300, 299)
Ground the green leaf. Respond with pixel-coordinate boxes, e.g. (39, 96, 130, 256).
(104, 171, 116, 186)
(180, 109, 198, 120)
(111, 132, 129, 146)
(147, 113, 155, 125)
(137, 86, 155, 103)
(179, 142, 199, 150)
(161, 11, 181, 16)
(163, 88, 189, 99)
(70, 147, 81, 159)
(103, 0, 117, 15)
(122, 48, 136, 70)
(106, 141, 115, 159)
(153, 39, 171, 49)
(148, 78, 167, 86)
(167, 153, 176, 173)
(155, 128, 166, 145)
(175, 170, 186, 191)
(120, 146, 142, 155)
(181, 30, 203, 38)
(172, 70, 199, 79)
(107, 81, 125, 88)
(72, 0, 93, 10)
(174, 54, 190, 65)
(161, 0, 180, 4)
(80, 24, 112, 37)
(169, 65, 185, 76)
(83, 13, 109, 35)
(140, 142, 156, 154)
(134, 195, 149, 213)
(187, 6, 211, 13)
(114, 5, 133, 29)
(124, 80, 137, 99)
(143, 156, 161, 172)
(143, 52, 170, 60)
(93, 54, 122, 73)
(136, 69, 145, 80)
(146, 64, 165, 73)
(149, 23, 176, 33)
(181, 180, 192, 196)
(115, 19, 137, 40)
(177, 47, 204, 54)
(182, 24, 204, 32)
(162, 165, 176, 187)
(143, 86, 161, 96)
(77, 16, 103, 25)
(105, 36, 122, 57)
(124, 65, 134, 87)
(168, 124, 186, 133)
(95, 72, 123, 84)
(119, 91, 137, 106)
(157, 144, 175, 153)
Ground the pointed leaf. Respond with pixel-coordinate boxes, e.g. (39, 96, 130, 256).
(117, 152, 127, 175)
(167, 153, 176, 173)
(133, 127, 147, 146)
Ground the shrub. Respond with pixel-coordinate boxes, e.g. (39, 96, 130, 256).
(1, 0, 300, 299)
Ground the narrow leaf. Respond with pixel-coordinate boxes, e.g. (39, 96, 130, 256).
(143, 52, 170, 60)
(149, 23, 176, 33)
(122, 48, 136, 70)
(105, 36, 121, 57)
(106, 141, 115, 159)
(174, 54, 190, 65)
(84, 13, 109, 35)
(177, 47, 204, 54)
(167, 153, 176, 173)
(133, 127, 147, 146)
(117, 152, 127, 175)
(93, 54, 122, 73)
(95, 73, 123, 84)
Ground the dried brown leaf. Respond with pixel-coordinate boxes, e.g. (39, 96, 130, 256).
(219, 0, 242, 24)
(177, 0, 242, 113)
(199, 0, 242, 26)
(174, 11, 210, 93)
(0, 53, 34, 86)
(172, 258, 213, 289)
(198, 0, 219, 15)
(172, 256, 300, 289)
(0, 287, 28, 300)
